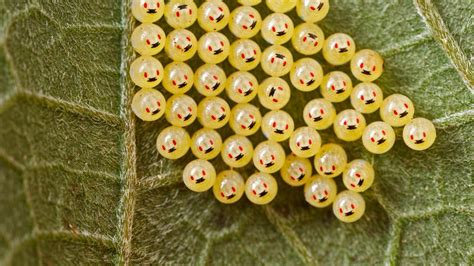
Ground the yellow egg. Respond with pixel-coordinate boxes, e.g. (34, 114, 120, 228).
(197, 96, 230, 129)
(403, 118, 436, 151)
(342, 159, 375, 192)
(332, 190, 365, 223)
(213, 170, 245, 204)
(303, 98, 336, 130)
(156, 126, 190, 159)
(380, 94, 415, 127)
(131, 23, 166, 56)
(229, 39, 262, 71)
(333, 109, 366, 142)
(197, 32, 230, 64)
(258, 77, 291, 110)
(350, 82, 383, 114)
(226, 71, 259, 103)
(289, 127, 321, 158)
(253, 140, 286, 173)
(291, 22, 325, 55)
(280, 154, 313, 187)
(322, 33, 356, 65)
(229, 6, 262, 39)
(266, 0, 297, 13)
(221, 135, 254, 168)
(320, 71, 353, 103)
(304, 175, 337, 207)
(197, 0, 230, 32)
(165, 94, 197, 127)
(162, 62, 194, 94)
(314, 143, 347, 178)
(290, 58, 323, 91)
(131, 88, 166, 121)
(164, 0, 197, 29)
(261, 13, 294, 44)
(245, 172, 278, 205)
(230, 103, 262, 136)
(238, 0, 262, 5)
(261, 110, 294, 142)
(362, 121, 395, 154)
(350, 49, 384, 82)
(182, 159, 216, 192)
(191, 128, 222, 160)
(165, 29, 197, 62)
(131, 0, 165, 23)
(296, 0, 330, 22)
(194, 64, 226, 97)
(129, 56, 164, 88)
(261, 45, 293, 77)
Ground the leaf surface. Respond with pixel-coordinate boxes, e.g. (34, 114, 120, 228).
(0, 0, 472, 265)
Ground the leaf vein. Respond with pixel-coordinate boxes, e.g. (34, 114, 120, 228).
(0, 147, 25, 171)
(0, 229, 115, 265)
(433, 109, 474, 126)
(16, 90, 122, 126)
(380, 32, 432, 57)
(263, 206, 316, 266)
(116, 0, 137, 264)
(399, 205, 473, 220)
(0, 147, 41, 263)
(25, 162, 119, 181)
(138, 172, 181, 191)
(384, 219, 402, 266)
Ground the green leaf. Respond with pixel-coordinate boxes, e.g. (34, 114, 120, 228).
(0, 0, 472, 265)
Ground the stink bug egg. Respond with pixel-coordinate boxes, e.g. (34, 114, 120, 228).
(164, 0, 198, 29)
(281, 154, 313, 187)
(229, 103, 262, 136)
(197, 96, 230, 129)
(245, 172, 278, 205)
(261, 12, 294, 44)
(197, 0, 230, 32)
(304, 175, 337, 207)
(213, 170, 245, 204)
(314, 143, 347, 178)
(226, 71, 259, 103)
(403, 118, 436, 151)
(258, 77, 291, 110)
(163, 61, 194, 94)
(131, 23, 166, 55)
(332, 190, 366, 223)
(229, 6, 262, 39)
(165, 94, 197, 127)
(194, 64, 226, 97)
(197, 32, 230, 64)
(191, 128, 222, 160)
(289, 127, 322, 158)
(131, 88, 166, 121)
(132, 0, 165, 23)
(261, 110, 294, 142)
(130, 56, 164, 88)
(156, 126, 191, 159)
(253, 140, 286, 173)
(221, 135, 254, 168)
(183, 159, 216, 192)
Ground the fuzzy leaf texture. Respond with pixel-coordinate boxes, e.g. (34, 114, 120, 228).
(0, 0, 473, 265)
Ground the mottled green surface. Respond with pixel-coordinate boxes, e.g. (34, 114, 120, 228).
(0, 0, 473, 265)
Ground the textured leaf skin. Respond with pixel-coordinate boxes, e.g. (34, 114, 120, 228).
(0, 0, 473, 265)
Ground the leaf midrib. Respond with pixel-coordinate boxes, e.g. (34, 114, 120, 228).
(116, 0, 137, 264)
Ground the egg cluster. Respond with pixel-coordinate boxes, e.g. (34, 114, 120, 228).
(130, 0, 436, 223)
